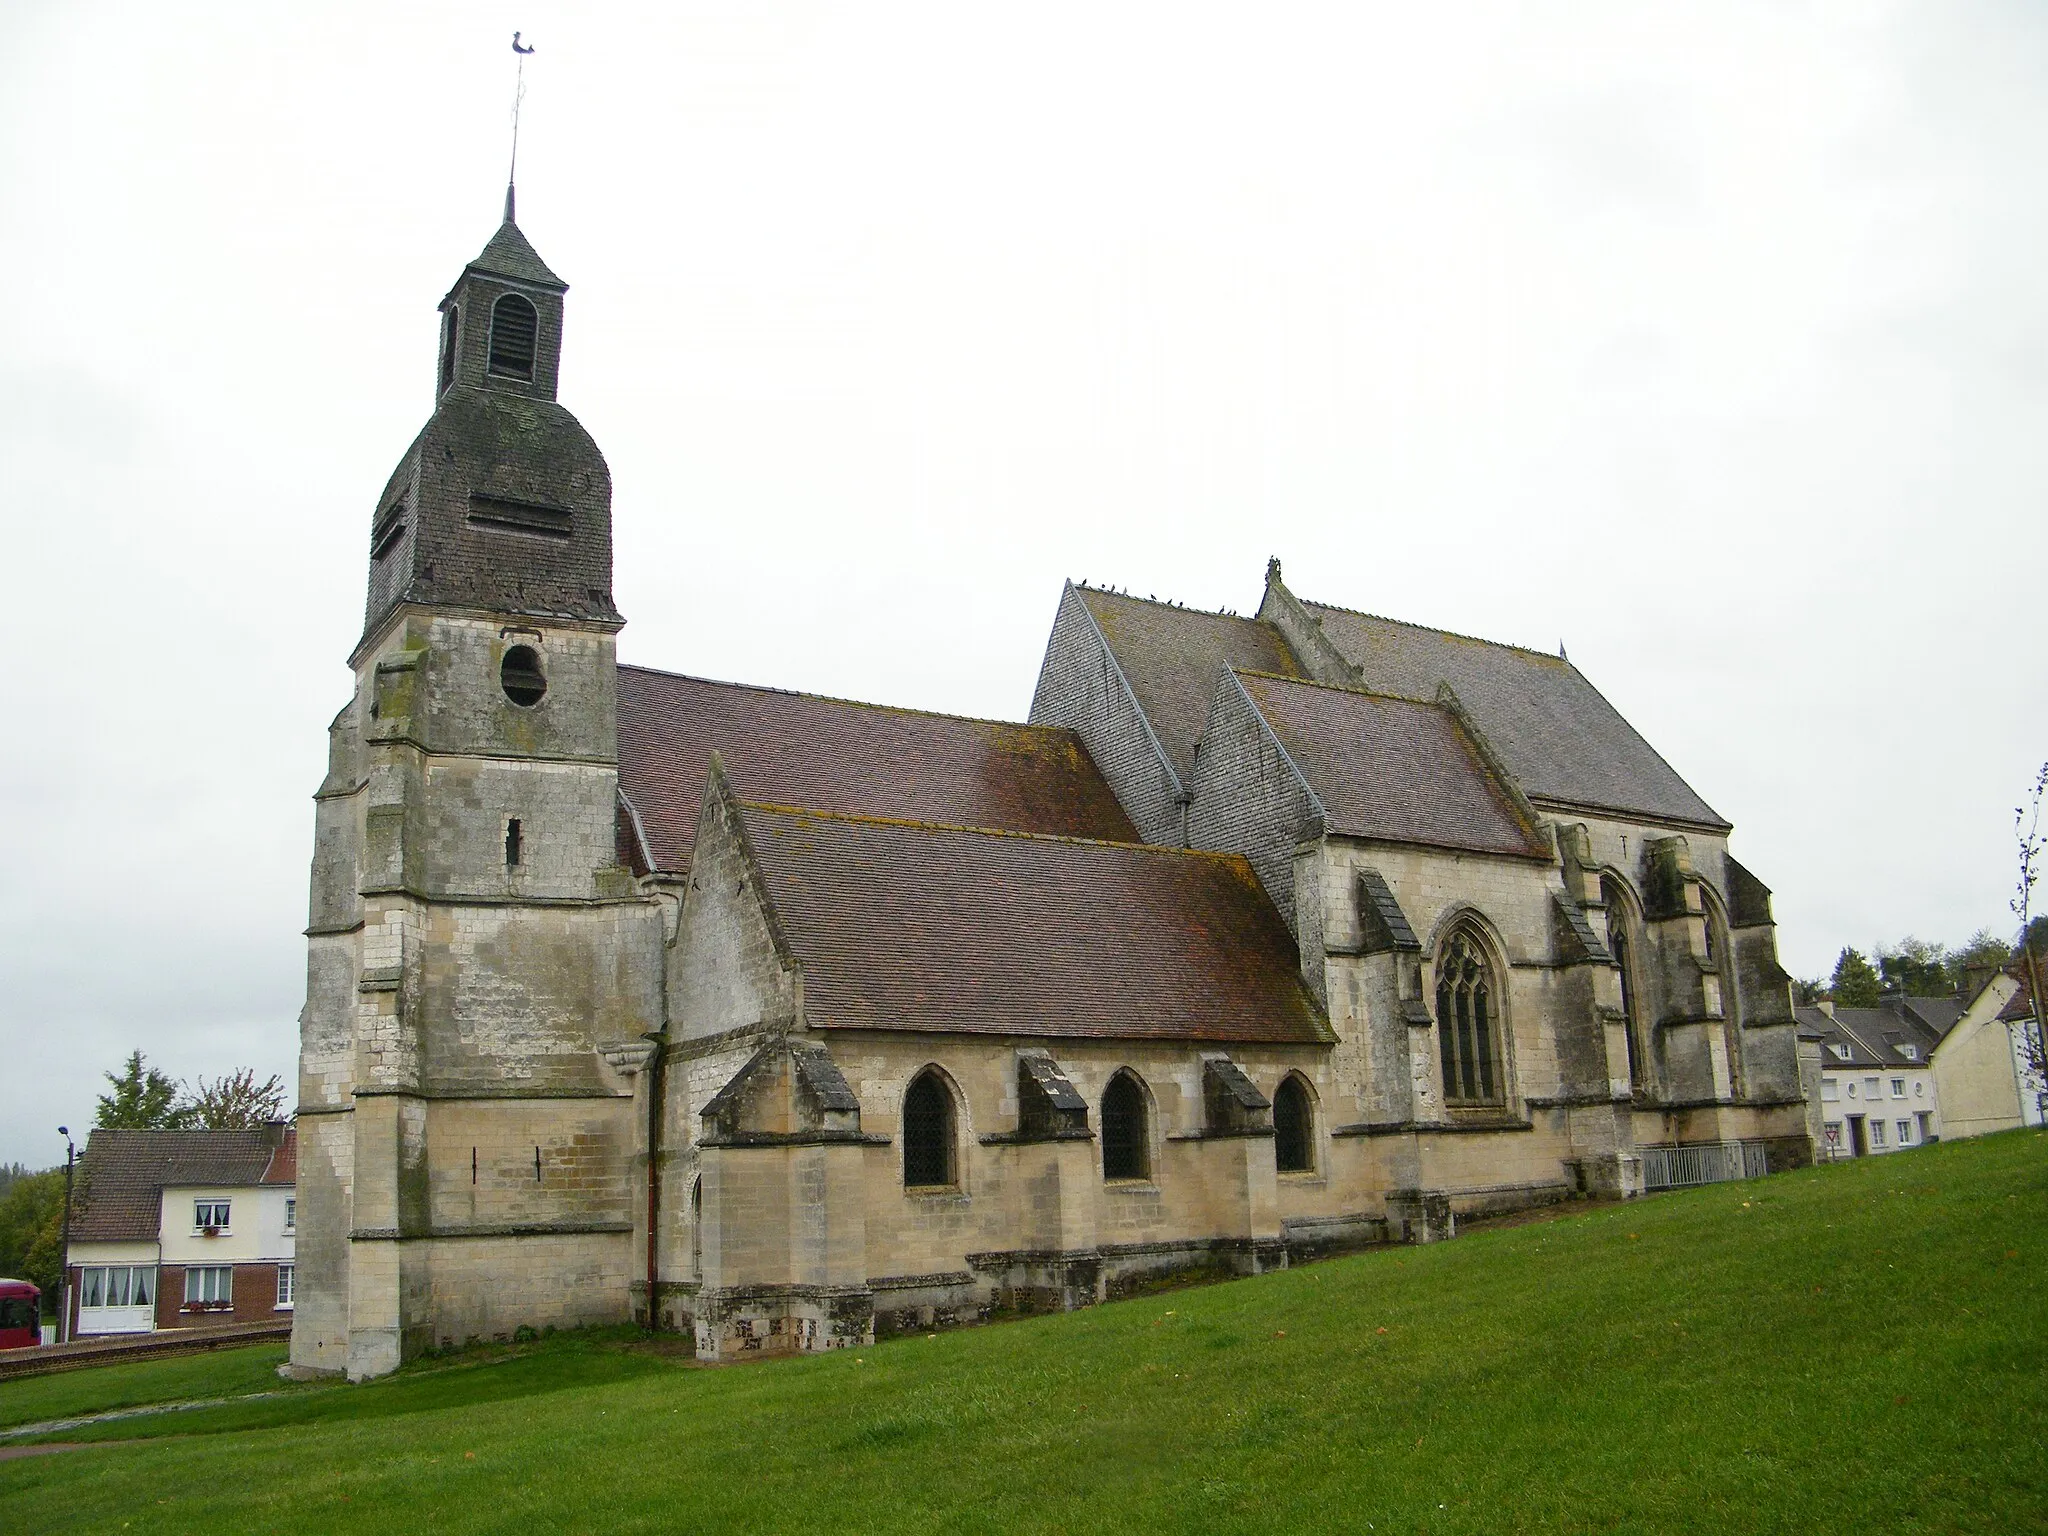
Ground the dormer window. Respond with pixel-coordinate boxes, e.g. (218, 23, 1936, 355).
(488, 294, 538, 379)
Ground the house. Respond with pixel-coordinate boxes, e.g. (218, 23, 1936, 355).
(1799, 999, 1948, 1158)
(1931, 968, 2046, 1139)
(65, 1123, 296, 1337)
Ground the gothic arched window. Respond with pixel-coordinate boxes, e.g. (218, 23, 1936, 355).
(1101, 1071, 1150, 1181)
(488, 293, 538, 379)
(1274, 1075, 1314, 1173)
(902, 1070, 955, 1188)
(1436, 925, 1504, 1105)
(1602, 876, 1650, 1093)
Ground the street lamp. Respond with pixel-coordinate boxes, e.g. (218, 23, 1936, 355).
(57, 1127, 74, 1346)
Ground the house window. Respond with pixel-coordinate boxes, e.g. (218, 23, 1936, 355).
(901, 1070, 955, 1189)
(184, 1266, 233, 1306)
(488, 293, 539, 379)
(1822, 1080, 1839, 1101)
(1847, 1082, 1858, 1098)
(1915, 1081, 1925, 1097)
(1896, 1119, 1913, 1145)
(284, 1198, 296, 1232)
(1864, 1077, 1881, 1099)
(1832, 1044, 1854, 1061)
(1890, 1078, 1906, 1098)
(1101, 1071, 1150, 1181)
(1900, 1045, 1918, 1061)
(1436, 925, 1504, 1105)
(275, 1264, 294, 1308)
(80, 1265, 154, 1310)
(1274, 1076, 1315, 1173)
(194, 1200, 231, 1231)
(1869, 1121, 1887, 1148)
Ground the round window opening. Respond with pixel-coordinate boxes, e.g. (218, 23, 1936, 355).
(501, 645, 547, 707)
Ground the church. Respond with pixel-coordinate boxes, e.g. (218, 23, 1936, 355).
(290, 198, 1811, 1381)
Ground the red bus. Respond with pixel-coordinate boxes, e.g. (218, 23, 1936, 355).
(0, 1279, 41, 1349)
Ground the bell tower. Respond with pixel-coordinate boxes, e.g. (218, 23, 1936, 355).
(292, 193, 663, 1381)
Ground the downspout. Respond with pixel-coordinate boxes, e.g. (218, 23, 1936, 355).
(644, 1035, 666, 1330)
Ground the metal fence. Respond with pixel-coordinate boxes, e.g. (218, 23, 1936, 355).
(1641, 1140, 1770, 1191)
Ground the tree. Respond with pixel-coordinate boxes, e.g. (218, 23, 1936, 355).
(1877, 937, 1951, 997)
(94, 1051, 192, 1129)
(185, 1069, 287, 1130)
(1830, 946, 1883, 1009)
(0, 1168, 68, 1313)
(2012, 762, 2048, 1118)
(1792, 977, 1830, 1006)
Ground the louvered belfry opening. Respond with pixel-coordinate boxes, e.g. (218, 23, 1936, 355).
(902, 1071, 954, 1188)
(488, 293, 539, 379)
(1436, 927, 1502, 1104)
(1101, 1071, 1149, 1180)
(1274, 1076, 1314, 1172)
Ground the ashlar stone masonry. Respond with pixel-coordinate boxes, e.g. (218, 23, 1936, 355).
(292, 198, 1810, 1379)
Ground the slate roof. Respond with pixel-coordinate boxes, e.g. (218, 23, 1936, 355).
(1894, 995, 1965, 1041)
(617, 667, 1139, 874)
(466, 219, 567, 291)
(1233, 671, 1550, 860)
(1808, 1006, 1943, 1068)
(1077, 589, 1306, 783)
(72, 1128, 295, 1244)
(735, 803, 1333, 1045)
(1298, 600, 1728, 830)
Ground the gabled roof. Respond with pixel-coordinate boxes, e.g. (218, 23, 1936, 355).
(1819, 1007, 1940, 1068)
(617, 667, 1138, 873)
(465, 219, 567, 292)
(1894, 995, 1966, 1041)
(1233, 671, 1550, 860)
(73, 1127, 295, 1244)
(1297, 599, 1727, 830)
(734, 803, 1332, 1046)
(1076, 589, 1305, 783)
(1999, 967, 2039, 1022)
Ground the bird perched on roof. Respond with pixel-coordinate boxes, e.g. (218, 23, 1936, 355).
(512, 31, 535, 54)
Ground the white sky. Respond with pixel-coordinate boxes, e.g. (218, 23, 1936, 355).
(2, 2, 2043, 1166)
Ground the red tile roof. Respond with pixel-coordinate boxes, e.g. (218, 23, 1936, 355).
(1234, 671, 1550, 860)
(736, 803, 1332, 1045)
(618, 668, 1139, 873)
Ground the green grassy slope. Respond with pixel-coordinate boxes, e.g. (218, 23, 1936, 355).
(3, 1130, 2043, 1535)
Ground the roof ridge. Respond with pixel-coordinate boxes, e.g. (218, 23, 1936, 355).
(1232, 666, 1440, 709)
(735, 798, 1256, 866)
(1075, 584, 1272, 627)
(1298, 595, 1571, 668)
(618, 663, 1076, 736)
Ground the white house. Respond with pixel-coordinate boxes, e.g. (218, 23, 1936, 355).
(1798, 1001, 1946, 1159)
(66, 1124, 296, 1338)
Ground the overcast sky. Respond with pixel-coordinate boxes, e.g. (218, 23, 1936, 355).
(2, 3, 2043, 1166)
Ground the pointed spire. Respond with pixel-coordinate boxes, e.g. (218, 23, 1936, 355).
(505, 181, 517, 223)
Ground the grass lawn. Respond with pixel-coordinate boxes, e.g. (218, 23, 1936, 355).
(2, 1129, 2042, 1535)
(0, 1345, 302, 1432)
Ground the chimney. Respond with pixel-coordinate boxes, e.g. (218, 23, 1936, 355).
(263, 1118, 289, 1148)
(1816, 999, 1835, 1018)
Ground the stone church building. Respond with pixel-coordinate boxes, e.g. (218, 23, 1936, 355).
(291, 203, 1810, 1380)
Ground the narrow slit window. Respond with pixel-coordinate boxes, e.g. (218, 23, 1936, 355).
(439, 304, 459, 393)
(505, 819, 523, 867)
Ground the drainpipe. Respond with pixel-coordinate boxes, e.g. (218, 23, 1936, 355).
(644, 1035, 666, 1330)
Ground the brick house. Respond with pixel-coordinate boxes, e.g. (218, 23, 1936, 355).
(66, 1124, 296, 1337)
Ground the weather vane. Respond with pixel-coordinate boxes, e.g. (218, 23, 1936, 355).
(506, 31, 536, 220)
